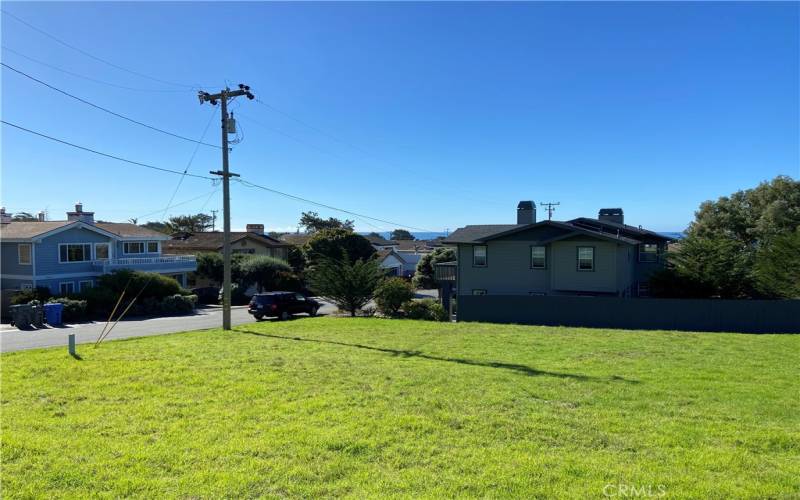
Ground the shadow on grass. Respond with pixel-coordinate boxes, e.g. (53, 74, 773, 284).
(236, 328, 638, 383)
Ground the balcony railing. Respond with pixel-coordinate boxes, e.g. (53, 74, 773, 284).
(93, 255, 197, 272)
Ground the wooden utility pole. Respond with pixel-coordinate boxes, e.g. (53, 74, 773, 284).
(539, 202, 560, 221)
(198, 85, 254, 330)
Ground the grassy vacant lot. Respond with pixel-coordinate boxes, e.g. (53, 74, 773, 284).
(2, 319, 798, 498)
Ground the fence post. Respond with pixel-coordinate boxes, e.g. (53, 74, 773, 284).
(68, 334, 76, 357)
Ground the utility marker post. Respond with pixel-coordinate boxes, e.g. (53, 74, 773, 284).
(198, 85, 255, 330)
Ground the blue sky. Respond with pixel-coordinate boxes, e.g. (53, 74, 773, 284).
(2, 1, 798, 233)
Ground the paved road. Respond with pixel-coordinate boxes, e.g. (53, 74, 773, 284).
(0, 290, 438, 353)
(0, 302, 335, 353)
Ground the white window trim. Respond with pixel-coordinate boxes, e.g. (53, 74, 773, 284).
(577, 246, 595, 272)
(94, 242, 111, 261)
(530, 246, 546, 270)
(472, 245, 488, 267)
(123, 241, 146, 255)
(638, 244, 659, 263)
(58, 243, 94, 264)
(18, 243, 32, 265)
(59, 281, 75, 295)
(79, 280, 93, 291)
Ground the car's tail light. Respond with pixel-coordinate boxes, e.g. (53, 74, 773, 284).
(271, 304, 277, 311)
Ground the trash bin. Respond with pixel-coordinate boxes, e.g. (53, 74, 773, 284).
(31, 303, 44, 327)
(9, 304, 33, 329)
(44, 302, 64, 326)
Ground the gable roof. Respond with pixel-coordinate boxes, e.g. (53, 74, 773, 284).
(94, 223, 170, 240)
(567, 217, 673, 242)
(443, 225, 524, 244)
(0, 220, 164, 241)
(364, 235, 398, 246)
(444, 220, 646, 246)
(163, 231, 290, 253)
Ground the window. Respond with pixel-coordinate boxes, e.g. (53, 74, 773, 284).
(124, 242, 145, 254)
(530, 246, 546, 269)
(472, 289, 487, 295)
(639, 243, 658, 263)
(473, 245, 487, 267)
(95, 243, 110, 261)
(577, 246, 594, 271)
(295, 293, 306, 301)
(147, 241, 159, 253)
(59, 282, 74, 295)
(21, 283, 33, 291)
(18, 243, 32, 265)
(79, 280, 93, 291)
(59, 244, 92, 263)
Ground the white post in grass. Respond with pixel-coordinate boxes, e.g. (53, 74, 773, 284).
(68, 334, 76, 357)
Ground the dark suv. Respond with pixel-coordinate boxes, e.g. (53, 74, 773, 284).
(248, 292, 321, 321)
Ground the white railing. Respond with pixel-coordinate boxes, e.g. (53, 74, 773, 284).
(93, 255, 196, 269)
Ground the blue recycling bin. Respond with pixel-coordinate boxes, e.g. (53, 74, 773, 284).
(44, 302, 64, 326)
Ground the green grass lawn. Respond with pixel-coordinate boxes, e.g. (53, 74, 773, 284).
(2, 318, 798, 498)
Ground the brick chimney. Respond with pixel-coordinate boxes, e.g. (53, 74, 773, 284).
(38, 211, 46, 222)
(0, 207, 11, 224)
(67, 202, 95, 224)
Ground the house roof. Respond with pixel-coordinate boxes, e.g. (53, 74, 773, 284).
(280, 233, 313, 246)
(567, 217, 673, 242)
(0, 220, 167, 241)
(164, 232, 290, 253)
(364, 235, 398, 246)
(95, 222, 169, 239)
(443, 225, 524, 244)
(444, 220, 649, 246)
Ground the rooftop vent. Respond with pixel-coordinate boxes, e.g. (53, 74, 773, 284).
(517, 200, 536, 224)
(598, 208, 624, 225)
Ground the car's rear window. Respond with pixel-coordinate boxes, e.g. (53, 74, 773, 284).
(254, 295, 277, 304)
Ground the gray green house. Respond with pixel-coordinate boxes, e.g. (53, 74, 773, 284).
(443, 202, 672, 299)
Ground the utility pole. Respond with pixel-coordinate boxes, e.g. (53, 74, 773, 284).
(539, 202, 560, 221)
(198, 85, 254, 330)
(210, 209, 218, 232)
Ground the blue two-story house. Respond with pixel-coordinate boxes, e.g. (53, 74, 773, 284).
(0, 204, 197, 295)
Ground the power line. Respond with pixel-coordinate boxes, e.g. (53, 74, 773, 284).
(2, 9, 211, 89)
(4, 121, 434, 233)
(234, 178, 436, 233)
(133, 188, 220, 221)
(2, 62, 220, 148)
(2, 45, 186, 93)
(161, 106, 220, 217)
(1, 120, 214, 180)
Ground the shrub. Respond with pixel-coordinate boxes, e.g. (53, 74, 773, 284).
(79, 286, 119, 315)
(47, 298, 88, 323)
(239, 255, 292, 292)
(97, 270, 183, 301)
(307, 255, 385, 317)
(375, 278, 415, 316)
(403, 298, 448, 321)
(160, 294, 197, 314)
(10, 287, 52, 305)
(413, 247, 456, 289)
